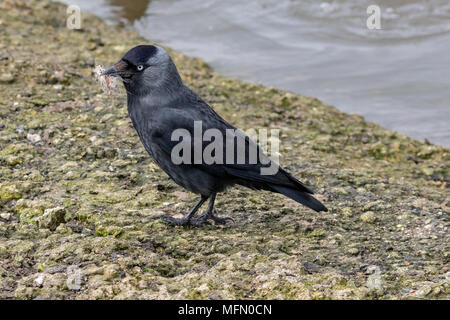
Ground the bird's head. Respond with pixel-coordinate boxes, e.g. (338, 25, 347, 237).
(102, 45, 182, 96)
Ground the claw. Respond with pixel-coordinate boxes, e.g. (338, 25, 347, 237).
(160, 215, 192, 226)
(211, 215, 234, 225)
(189, 212, 234, 227)
(190, 215, 212, 227)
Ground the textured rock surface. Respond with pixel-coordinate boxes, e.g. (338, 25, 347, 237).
(37, 207, 66, 231)
(0, 0, 448, 299)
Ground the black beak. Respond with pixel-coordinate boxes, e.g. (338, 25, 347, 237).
(101, 60, 129, 77)
(101, 66, 116, 76)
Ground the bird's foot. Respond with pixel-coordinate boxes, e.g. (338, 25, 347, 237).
(160, 215, 192, 226)
(210, 214, 234, 225)
(191, 211, 234, 227)
(190, 215, 211, 227)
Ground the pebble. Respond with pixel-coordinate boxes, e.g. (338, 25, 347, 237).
(15, 124, 24, 134)
(27, 132, 42, 143)
(34, 274, 45, 287)
(0, 212, 11, 220)
(303, 262, 320, 274)
(0, 73, 15, 83)
(360, 211, 377, 223)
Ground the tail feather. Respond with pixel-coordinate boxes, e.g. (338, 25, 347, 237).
(270, 184, 328, 212)
(221, 165, 327, 212)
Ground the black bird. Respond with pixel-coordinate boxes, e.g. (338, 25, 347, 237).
(102, 45, 327, 226)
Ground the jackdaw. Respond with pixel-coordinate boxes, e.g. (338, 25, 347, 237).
(102, 45, 327, 226)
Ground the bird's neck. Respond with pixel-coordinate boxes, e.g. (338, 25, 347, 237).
(126, 83, 187, 119)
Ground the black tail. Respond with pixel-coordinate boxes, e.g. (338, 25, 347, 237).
(270, 184, 328, 212)
(221, 165, 327, 212)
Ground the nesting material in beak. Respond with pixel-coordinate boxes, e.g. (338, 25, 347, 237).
(94, 64, 119, 94)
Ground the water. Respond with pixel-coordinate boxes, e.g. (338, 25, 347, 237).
(59, 0, 450, 146)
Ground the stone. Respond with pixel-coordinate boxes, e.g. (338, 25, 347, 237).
(303, 262, 320, 274)
(415, 285, 432, 298)
(34, 274, 45, 287)
(27, 132, 42, 143)
(0, 212, 11, 220)
(103, 264, 121, 280)
(37, 207, 66, 231)
(0, 73, 15, 83)
(360, 211, 378, 223)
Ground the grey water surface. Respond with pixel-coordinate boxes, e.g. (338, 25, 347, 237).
(60, 0, 450, 146)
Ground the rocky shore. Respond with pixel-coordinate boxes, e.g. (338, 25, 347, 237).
(0, 0, 448, 299)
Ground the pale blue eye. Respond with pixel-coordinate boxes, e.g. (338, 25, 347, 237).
(137, 65, 144, 71)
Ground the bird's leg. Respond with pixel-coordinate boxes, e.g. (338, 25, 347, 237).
(161, 196, 207, 226)
(191, 194, 234, 226)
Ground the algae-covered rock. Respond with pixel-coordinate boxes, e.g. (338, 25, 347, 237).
(0, 184, 22, 204)
(0, 0, 448, 300)
(360, 211, 378, 223)
(37, 207, 66, 231)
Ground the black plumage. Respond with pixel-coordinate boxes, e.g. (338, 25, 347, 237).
(102, 45, 327, 226)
